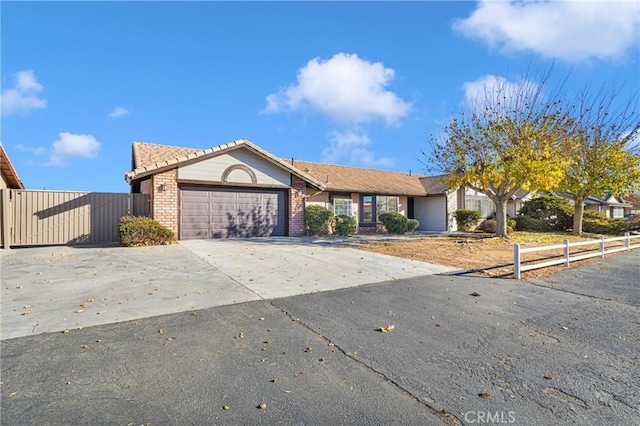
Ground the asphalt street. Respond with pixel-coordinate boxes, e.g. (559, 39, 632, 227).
(1, 249, 638, 425)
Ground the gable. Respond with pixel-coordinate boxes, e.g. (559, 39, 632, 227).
(178, 148, 291, 187)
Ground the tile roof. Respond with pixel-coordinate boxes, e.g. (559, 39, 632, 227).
(291, 160, 450, 196)
(126, 140, 452, 196)
(0, 144, 25, 189)
(125, 139, 325, 189)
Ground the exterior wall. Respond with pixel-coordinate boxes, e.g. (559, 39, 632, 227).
(398, 196, 408, 217)
(288, 177, 306, 236)
(151, 169, 179, 235)
(0, 174, 7, 189)
(414, 195, 447, 231)
(507, 200, 520, 218)
(305, 192, 330, 209)
(177, 149, 290, 187)
(447, 190, 458, 231)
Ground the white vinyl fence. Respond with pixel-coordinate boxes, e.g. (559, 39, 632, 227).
(514, 233, 640, 279)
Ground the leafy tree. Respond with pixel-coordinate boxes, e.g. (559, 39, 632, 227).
(558, 86, 640, 235)
(427, 69, 573, 237)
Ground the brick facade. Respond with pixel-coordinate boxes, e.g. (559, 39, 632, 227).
(289, 176, 307, 237)
(151, 169, 179, 236)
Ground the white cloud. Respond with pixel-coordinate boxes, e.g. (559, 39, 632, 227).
(322, 129, 394, 167)
(454, 0, 640, 63)
(462, 74, 540, 113)
(15, 144, 46, 156)
(47, 132, 100, 167)
(262, 53, 412, 125)
(108, 106, 130, 118)
(1, 70, 47, 115)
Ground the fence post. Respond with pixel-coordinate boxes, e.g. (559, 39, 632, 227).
(514, 243, 521, 280)
(626, 232, 631, 251)
(564, 239, 570, 267)
(600, 234, 605, 258)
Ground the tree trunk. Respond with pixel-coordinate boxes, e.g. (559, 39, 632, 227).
(572, 197, 586, 235)
(495, 198, 509, 237)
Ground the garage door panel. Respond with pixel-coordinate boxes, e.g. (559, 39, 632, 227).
(180, 187, 286, 239)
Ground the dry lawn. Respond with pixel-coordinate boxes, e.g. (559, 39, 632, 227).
(352, 232, 632, 279)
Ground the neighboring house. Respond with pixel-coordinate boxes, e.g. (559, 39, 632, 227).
(125, 139, 488, 239)
(584, 194, 630, 218)
(622, 194, 640, 217)
(0, 144, 25, 190)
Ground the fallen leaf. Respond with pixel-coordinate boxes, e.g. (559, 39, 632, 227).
(80, 345, 89, 349)
(305, 347, 312, 353)
(234, 332, 244, 339)
(75, 309, 84, 314)
(62, 329, 70, 334)
(8, 391, 18, 397)
(470, 292, 481, 297)
(23, 305, 32, 309)
(158, 329, 165, 334)
(222, 405, 230, 410)
(258, 402, 267, 409)
(479, 392, 491, 398)
(258, 317, 265, 321)
(561, 325, 568, 330)
(379, 324, 395, 333)
(283, 390, 292, 394)
(87, 298, 94, 303)
(544, 374, 554, 380)
(21, 312, 30, 316)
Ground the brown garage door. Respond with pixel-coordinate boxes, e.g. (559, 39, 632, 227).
(180, 186, 286, 239)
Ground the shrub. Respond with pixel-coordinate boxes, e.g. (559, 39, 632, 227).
(304, 205, 334, 236)
(482, 218, 514, 234)
(379, 212, 408, 234)
(622, 214, 640, 232)
(334, 214, 357, 236)
(519, 195, 573, 231)
(454, 209, 481, 231)
(407, 219, 420, 233)
(119, 216, 175, 247)
(483, 219, 496, 233)
(515, 215, 552, 232)
(582, 211, 625, 235)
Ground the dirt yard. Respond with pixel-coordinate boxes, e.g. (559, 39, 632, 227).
(352, 232, 632, 279)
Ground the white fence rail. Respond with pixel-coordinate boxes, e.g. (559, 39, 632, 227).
(514, 232, 640, 279)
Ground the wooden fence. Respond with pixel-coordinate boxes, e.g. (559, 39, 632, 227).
(513, 233, 640, 279)
(0, 189, 150, 248)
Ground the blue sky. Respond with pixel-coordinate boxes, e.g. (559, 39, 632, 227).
(2, 1, 639, 193)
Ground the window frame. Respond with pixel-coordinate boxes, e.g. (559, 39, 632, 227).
(360, 194, 400, 224)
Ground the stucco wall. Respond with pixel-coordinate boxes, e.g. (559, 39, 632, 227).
(177, 150, 290, 187)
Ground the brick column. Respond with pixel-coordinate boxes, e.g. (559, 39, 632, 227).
(151, 169, 179, 236)
(289, 176, 306, 237)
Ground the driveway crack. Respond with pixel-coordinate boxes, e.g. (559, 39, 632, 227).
(269, 299, 462, 426)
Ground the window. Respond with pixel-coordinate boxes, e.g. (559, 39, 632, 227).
(361, 195, 399, 223)
(362, 195, 374, 222)
(376, 196, 399, 217)
(465, 194, 495, 218)
(333, 197, 353, 216)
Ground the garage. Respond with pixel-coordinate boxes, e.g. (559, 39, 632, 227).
(180, 186, 286, 239)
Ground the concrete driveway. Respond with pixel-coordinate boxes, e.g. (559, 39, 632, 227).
(1, 238, 456, 340)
